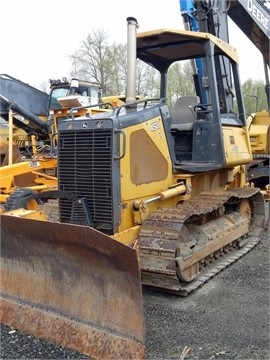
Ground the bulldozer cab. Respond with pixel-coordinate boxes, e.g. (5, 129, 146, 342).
(136, 29, 252, 172)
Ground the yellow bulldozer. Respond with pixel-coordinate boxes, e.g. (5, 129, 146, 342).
(1, 17, 267, 359)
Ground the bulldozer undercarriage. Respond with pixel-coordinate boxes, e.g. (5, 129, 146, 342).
(137, 188, 266, 296)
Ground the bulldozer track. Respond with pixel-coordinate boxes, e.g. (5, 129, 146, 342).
(138, 188, 266, 296)
(143, 232, 261, 296)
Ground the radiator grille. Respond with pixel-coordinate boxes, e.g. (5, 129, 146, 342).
(58, 128, 114, 231)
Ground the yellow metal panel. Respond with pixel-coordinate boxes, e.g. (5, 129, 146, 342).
(223, 127, 252, 166)
(130, 129, 168, 184)
(120, 114, 174, 201)
(0, 159, 57, 191)
(3, 209, 47, 220)
(249, 124, 269, 153)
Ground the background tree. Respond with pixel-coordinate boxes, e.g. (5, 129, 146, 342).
(105, 43, 127, 94)
(167, 61, 195, 107)
(70, 28, 122, 94)
(136, 61, 159, 98)
(242, 78, 268, 116)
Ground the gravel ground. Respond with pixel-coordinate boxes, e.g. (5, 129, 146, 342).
(1, 206, 269, 360)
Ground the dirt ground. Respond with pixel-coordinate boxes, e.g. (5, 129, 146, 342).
(1, 206, 269, 360)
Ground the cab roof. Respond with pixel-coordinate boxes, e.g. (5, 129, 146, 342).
(136, 29, 238, 71)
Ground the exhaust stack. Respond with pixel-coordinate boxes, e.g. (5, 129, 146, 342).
(126, 17, 139, 105)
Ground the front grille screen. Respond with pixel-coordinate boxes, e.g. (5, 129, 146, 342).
(58, 128, 113, 231)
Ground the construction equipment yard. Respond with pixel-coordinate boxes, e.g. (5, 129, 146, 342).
(1, 204, 269, 360)
(0, 2, 269, 359)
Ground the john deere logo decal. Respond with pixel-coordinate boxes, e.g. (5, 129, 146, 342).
(82, 122, 87, 129)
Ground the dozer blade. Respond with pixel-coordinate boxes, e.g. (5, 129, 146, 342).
(0, 215, 145, 359)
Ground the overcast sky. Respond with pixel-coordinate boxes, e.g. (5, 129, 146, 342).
(0, 0, 267, 89)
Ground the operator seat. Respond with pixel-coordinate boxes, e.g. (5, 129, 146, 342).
(170, 95, 200, 131)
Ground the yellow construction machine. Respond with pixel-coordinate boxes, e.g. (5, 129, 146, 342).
(0, 74, 50, 167)
(0, 97, 58, 205)
(0, 78, 123, 204)
(0, 76, 107, 151)
(246, 108, 270, 200)
(1, 17, 267, 359)
(245, 74, 269, 201)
